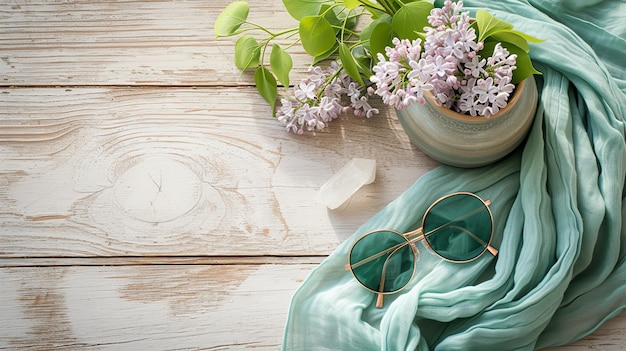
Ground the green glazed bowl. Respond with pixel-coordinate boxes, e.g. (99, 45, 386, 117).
(395, 76, 538, 168)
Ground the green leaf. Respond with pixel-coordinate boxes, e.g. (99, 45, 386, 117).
(369, 22, 394, 59)
(490, 31, 530, 53)
(475, 9, 514, 42)
(343, 0, 360, 9)
(478, 39, 497, 59)
(319, 4, 341, 34)
(357, 0, 385, 15)
(505, 44, 542, 84)
(214, 1, 249, 38)
(487, 30, 544, 54)
(352, 45, 373, 78)
(321, 4, 357, 35)
(299, 16, 336, 56)
(312, 43, 339, 64)
(360, 14, 392, 50)
(234, 35, 260, 70)
(342, 11, 358, 33)
(499, 29, 544, 43)
(339, 43, 364, 86)
(270, 44, 293, 87)
(282, 0, 331, 20)
(254, 66, 278, 115)
(391, 1, 433, 41)
(481, 40, 541, 84)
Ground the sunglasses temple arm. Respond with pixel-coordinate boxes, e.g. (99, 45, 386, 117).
(467, 199, 498, 256)
(376, 266, 386, 308)
(417, 199, 497, 256)
(376, 294, 384, 308)
(345, 239, 413, 270)
(481, 199, 498, 255)
(345, 237, 413, 308)
(375, 238, 414, 308)
(461, 226, 498, 256)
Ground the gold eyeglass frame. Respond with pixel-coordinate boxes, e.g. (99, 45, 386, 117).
(345, 192, 498, 308)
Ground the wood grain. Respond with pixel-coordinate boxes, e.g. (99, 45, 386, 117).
(0, 0, 310, 86)
(0, 0, 623, 349)
(0, 87, 436, 258)
(1, 263, 624, 350)
(0, 264, 314, 350)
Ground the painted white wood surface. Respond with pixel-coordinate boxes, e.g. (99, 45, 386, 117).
(0, 0, 623, 349)
(0, 87, 434, 258)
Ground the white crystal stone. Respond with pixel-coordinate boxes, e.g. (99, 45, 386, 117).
(319, 158, 376, 210)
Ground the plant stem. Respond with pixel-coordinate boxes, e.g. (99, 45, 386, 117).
(376, 0, 400, 14)
(359, 0, 384, 11)
(244, 21, 298, 38)
(358, 0, 386, 12)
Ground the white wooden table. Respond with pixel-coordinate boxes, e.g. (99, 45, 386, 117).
(1, 1, 624, 349)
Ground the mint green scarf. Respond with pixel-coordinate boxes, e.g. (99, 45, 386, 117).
(283, 0, 626, 349)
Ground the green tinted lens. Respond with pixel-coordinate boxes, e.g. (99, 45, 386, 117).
(423, 193, 492, 261)
(349, 230, 415, 293)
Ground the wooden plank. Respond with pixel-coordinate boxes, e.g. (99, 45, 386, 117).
(0, 264, 313, 350)
(0, 87, 438, 258)
(0, 264, 622, 350)
(0, 0, 312, 86)
(3, 1, 625, 349)
(0, 256, 326, 267)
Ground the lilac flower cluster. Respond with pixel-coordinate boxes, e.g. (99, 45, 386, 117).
(370, 37, 434, 109)
(277, 62, 379, 134)
(371, 0, 517, 117)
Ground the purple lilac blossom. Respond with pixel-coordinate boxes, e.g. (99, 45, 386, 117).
(277, 62, 379, 134)
(371, 0, 517, 117)
(370, 38, 436, 109)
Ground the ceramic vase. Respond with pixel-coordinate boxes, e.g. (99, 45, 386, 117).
(395, 76, 538, 168)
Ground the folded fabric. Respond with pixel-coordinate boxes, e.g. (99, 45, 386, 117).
(283, 0, 626, 349)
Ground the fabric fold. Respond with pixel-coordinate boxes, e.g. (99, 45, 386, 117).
(283, 0, 626, 349)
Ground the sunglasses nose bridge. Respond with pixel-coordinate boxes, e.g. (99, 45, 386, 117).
(404, 227, 424, 240)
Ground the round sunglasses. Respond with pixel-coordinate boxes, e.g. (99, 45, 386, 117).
(346, 192, 498, 308)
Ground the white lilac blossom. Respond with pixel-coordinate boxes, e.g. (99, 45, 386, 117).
(371, 0, 517, 117)
(277, 62, 379, 134)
